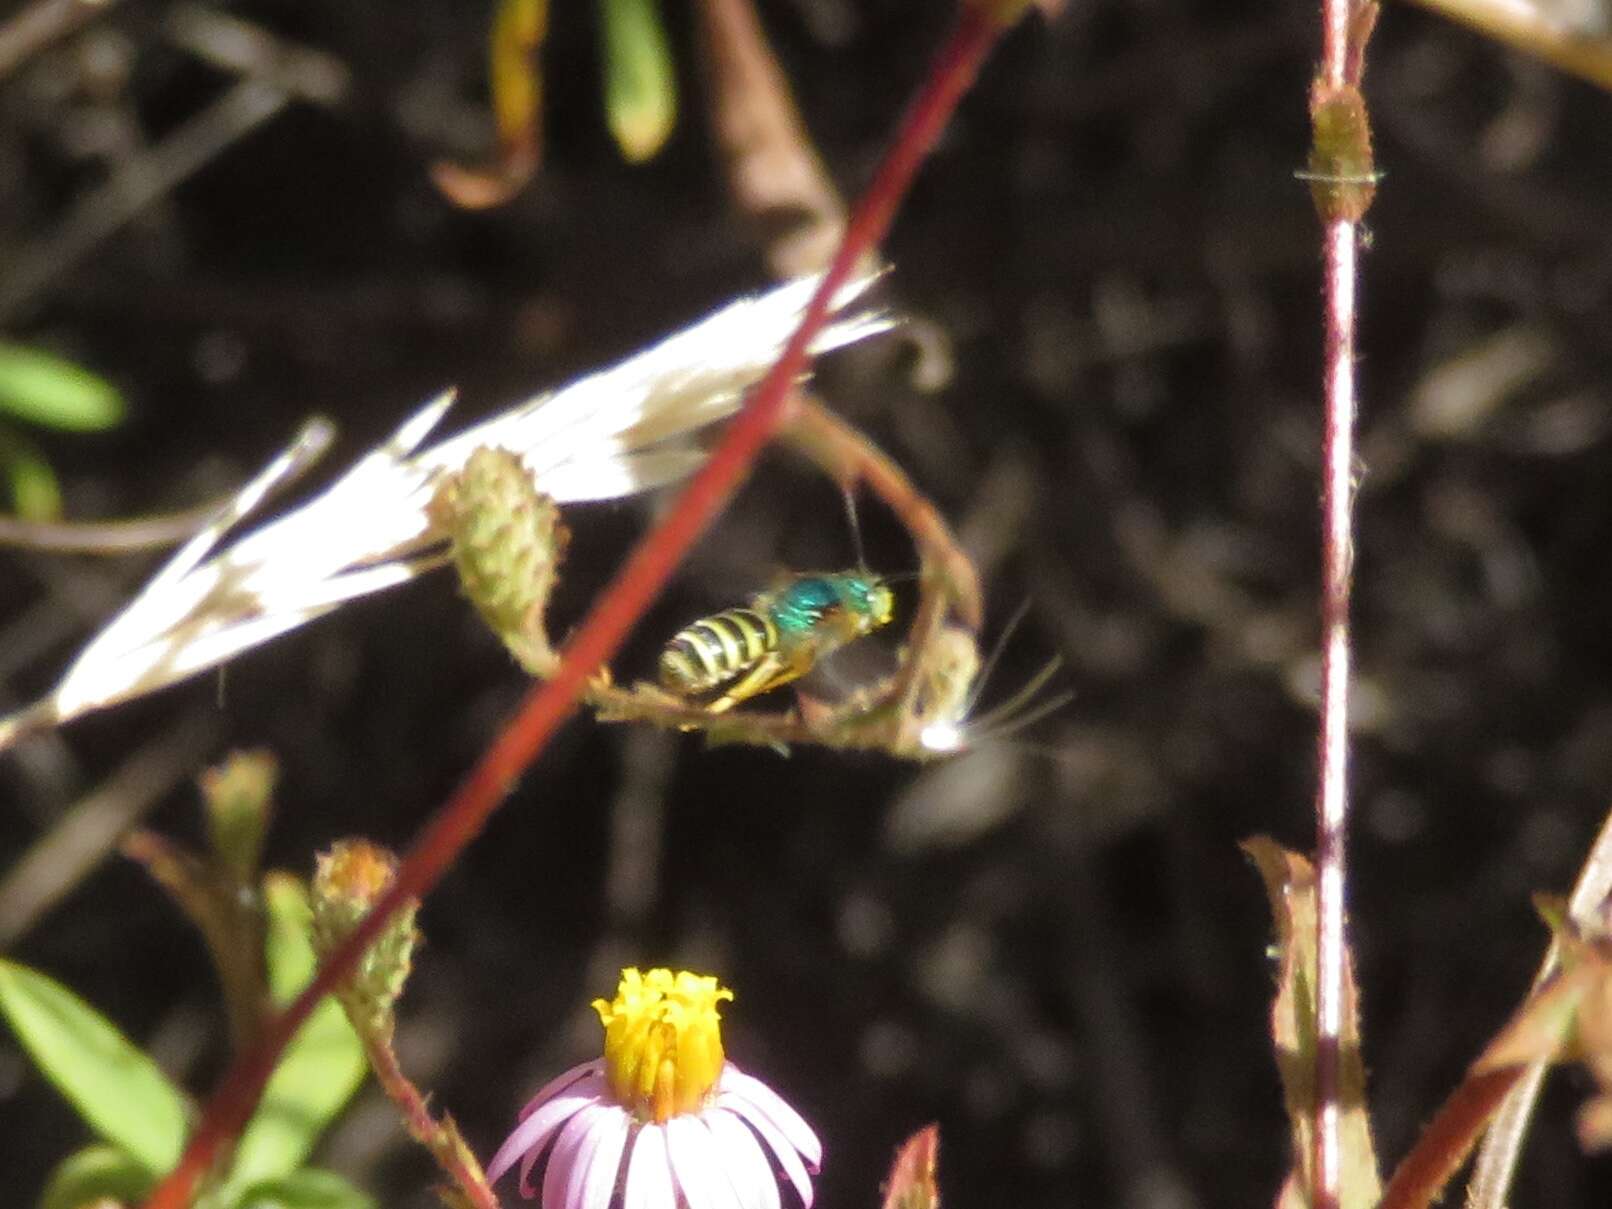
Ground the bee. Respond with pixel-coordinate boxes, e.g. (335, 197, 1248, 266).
(658, 572, 896, 713)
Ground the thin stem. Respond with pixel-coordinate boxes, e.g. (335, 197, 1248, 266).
(0, 0, 122, 80)
(1321, 0, 1350, 88)
(364, 1036, 499, 1209)
(141, 8, 1011, 1206)
(0, 470, 330, 554)
(1312, 216, 1359, 1209)
(1309, 0, 1378, 1201)
(0, 710, 220, 945)
(0, 505, 218, 553)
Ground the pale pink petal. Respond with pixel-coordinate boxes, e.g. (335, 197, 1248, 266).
(520, 1059, 606, 1121)
(487, 1074, 609, 1187)
(537, 1103, 603, 1203)
(666, 1115, 741, 1209)
(717, 1067, 822, 1168)
(714, 1100, 814, 1209)
(624, 1123, 676, 1209)
(706, 1108, 780, 1209)
(577, 1106, 632, 1209)
(548, 1105, 611, 1209)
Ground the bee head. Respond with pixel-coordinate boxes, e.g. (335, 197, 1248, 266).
(842, 575, 895, 631)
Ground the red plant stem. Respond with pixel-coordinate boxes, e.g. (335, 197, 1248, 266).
(143, 8, 1007, 1207)
(1378, 1069, 1526, 1209)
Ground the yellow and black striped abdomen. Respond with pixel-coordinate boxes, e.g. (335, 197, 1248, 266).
(658, 607, 778, 695)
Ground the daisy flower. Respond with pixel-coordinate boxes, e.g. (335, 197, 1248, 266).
(0, 274, 888, 748)
(487, 967, 822, 1209)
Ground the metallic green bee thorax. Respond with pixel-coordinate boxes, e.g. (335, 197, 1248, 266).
(770, 576, 843, 636)
(769, 574, 894, 637)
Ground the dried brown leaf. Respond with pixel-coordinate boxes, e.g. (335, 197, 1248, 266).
(881, 1124, 940, 1209)
(433, 0, 545, 209)
(694, 0, 847, 277)
(1242, 836, 1381, 1209)
(1474, 956, 1605, 1073)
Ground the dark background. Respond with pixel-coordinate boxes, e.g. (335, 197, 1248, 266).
(4, 0, 1612, 1206)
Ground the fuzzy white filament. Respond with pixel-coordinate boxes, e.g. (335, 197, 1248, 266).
(0, 274, 892, 748)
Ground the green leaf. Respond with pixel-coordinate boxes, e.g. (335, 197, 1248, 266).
(223, 877, 367, 1193)
(0, 423, 63, 519)
(232, 1168, 375, 1209)
(201, 751, 278, 890)
(262, 873, 317, 1003)
(0, 344, 124, 431)
(490, 0, 546, 153)
(599, 0, 677, 162)
(0, 959, 189, 1175)
(36, 1144, 153, 1209)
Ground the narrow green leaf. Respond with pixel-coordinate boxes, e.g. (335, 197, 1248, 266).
(263, 873, 316, 1002)
(600, 0, 678, 162)
(201, 751, 278, 891)
(224, 876, 367, 1192)
(36, 1144, 153, 1209)
(0, 344, 124, 431)
(232, 1168, 376, 1209)
(0, 423, 63, 519)
(0, 959, 189, 1175)
(491, 0, 546, 152)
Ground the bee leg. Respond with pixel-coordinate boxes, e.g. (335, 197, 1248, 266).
(707, 654, 804, 713)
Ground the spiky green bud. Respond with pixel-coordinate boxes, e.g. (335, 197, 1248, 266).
(310, 840, 420, 1041)
(429, 446, 567, 675)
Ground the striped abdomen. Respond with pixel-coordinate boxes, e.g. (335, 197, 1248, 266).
(658, 607, 778, 695)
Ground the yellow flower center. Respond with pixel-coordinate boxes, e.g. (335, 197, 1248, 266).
(594, 968, 733, 1123)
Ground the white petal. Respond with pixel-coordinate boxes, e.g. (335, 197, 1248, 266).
(717, 1067, 823, 1168)
(577, 1106, 632, 1209)
(126, 418, 335, 606)
(624, 1123, 677, 1209)
(666, 1116, 741, 1209)
(51, 606, 332, 718)
(714, 1094, 815, 1209)
(532, 453, 701, 504)
(253, 555, 435, 614)
(486, 1075, 609, 1186)
(706, 1107, 780, 1209)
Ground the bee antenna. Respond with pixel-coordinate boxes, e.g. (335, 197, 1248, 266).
(841, 483, 869, 574)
